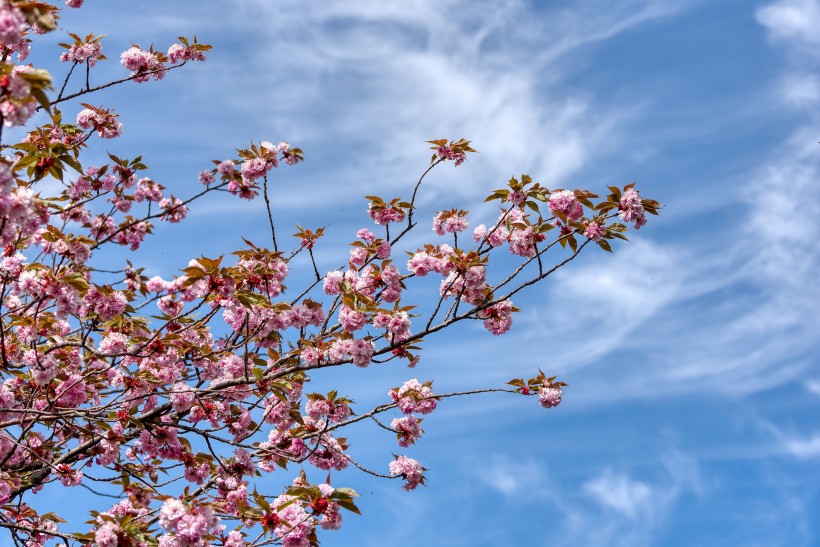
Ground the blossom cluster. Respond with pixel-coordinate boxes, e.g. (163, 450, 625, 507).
(198, 140, 302, 200)
(619, 187, 647, 228)
(389, 378, 437, 415)
(59, 33, 104, 66)
(120, 44, 168, 82)
(0, 2, 658, 543)
(76, 105, 123, 138)
(477, 299, 515, 336)
(367, 196, 408, 225)
(433, 208, 469, 236)
(0, 2, 27, 60)
(389, 455, 425, 491)
(158, 498, 220, 546)
(0, 65, 39, 127)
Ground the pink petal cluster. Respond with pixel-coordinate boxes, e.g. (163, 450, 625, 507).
(389, 379, 437, 415)
(306, 398, 351, 423)
(477, 299, 514, 335)
(373, 310, 412, 343)
(583, 221, 605, 241)
(508, 224, 542, 257)
(76, 106, 123, 139)
(239, 142, 289, 184)
(240, 157, 271, 183)
(94, 522, 119, 547)
(322, 270, 344, 295)
(474, 209, 548, 257)
(55, 463, 83, 486)
(60, 40, 102, 66)
(538, 386, 563, 409)
(308, 431, 349, 471)
(120, 46, 167, 82)
(170, 383, 196, 412)
(389, 455, 424, 491)
(0, 3, 25, 47)
(619, 188, 647, 229)
(98, 332, 129, 354)
(0, 67, 37, 127)
(473, 223, 509, 247)
(159, 197, 188, 223)
(258, 430, 307, 472)
(114, 221, 150, 250)
(217, 160, 235, 177)
(332, 337, 374, 367)
(167, 43, 206, 63)
(391, 416, 423, 447)
(439, 265, 487, 305)
(0, 97, 35, 127)
(432, 209, 469, 235)
(236, 254, 288, 297)
(339, 305, 366, 332)
(507, 190, 528, 205)
(93, 500, 149, 546)
(158, 498, 220, 547)
(348, 246, 367, 267)
(2, 69, 31, 100)
(548, 190, 584, 221)
(198, 170, 215, 185)
(406, 244, 456, 277)
(271, 494, 314, 547)
(436, 145, 467, 166)
(134, 177, 165, 202)
(367, 203, 406, 225)
(83, 287, 128, 321)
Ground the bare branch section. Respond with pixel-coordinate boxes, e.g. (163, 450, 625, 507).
(0, 4, 660, 547)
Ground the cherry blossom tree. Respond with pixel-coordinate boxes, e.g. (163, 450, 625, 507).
(0, 2, 659, 546)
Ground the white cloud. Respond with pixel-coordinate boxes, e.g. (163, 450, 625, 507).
(553, 448, 702, 547)
(783, 435, 820, 458)
(467, 445, 703, 547)
(584, 470, 653, 519)
(764, 421, 820, 459)
(780, 73, 820, 106)
(212, 0, 682, 203)
(805, 379, 820, 395)
(757, 0, 820, 106)
(756, 0, 820, 49)
(482, 455, 549, 498)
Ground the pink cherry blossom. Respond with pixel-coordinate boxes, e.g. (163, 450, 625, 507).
(584, 221, 605, 241)
(160, 197, 188, 223)
(389, 455, 424, 491)
(538, 386, 563, 409)
(76, 106, 123, 138)
(432, 209, 469, 235)
(548, 189, 583, 221)
(389, 379, 437, 415)
(0, 3, 25, 47)
(322, 270, 344, 294)
(61, 39, 102, 65)
(94, 522, 120, 547)
(619, 187, 647, 229)
(391, 416, 423, 447)
(477, 299, 514, 335)
(120, 45, 167, 82)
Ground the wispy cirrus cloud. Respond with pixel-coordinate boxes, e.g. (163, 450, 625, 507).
(214, 0, 685, 202)
(474, 447, 702, 547)
(480, 0, 820, 403)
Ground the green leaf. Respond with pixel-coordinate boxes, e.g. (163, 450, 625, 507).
(335, 498, 362, 515)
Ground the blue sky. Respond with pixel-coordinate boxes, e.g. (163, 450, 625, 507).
(24, 0, 820, 545)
